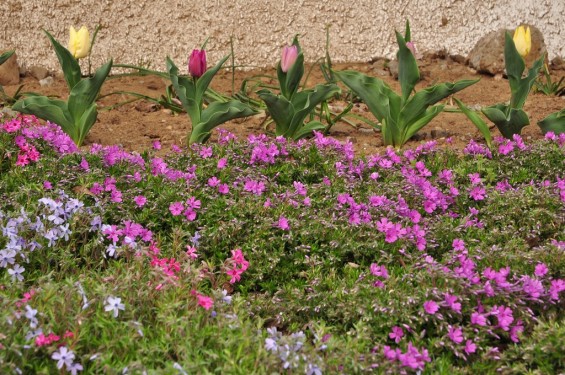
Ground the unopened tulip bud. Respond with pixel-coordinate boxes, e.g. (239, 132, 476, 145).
(513, 25, 531, 58)
(68, 26, 91, 59)
(188, 49, 207, 78)
(280, 45, 298, 73)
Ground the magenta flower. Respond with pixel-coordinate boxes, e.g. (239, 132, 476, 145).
(423, 300, 439, 315)
(280, 45, 298, 73)
(277, 216, 290, 231)
(447, 326, 463, 344)
(169, 202, 184, 216)
(196, 293, 213, 310)
(444, 294, 461, 313)
(389, 326, 404, 343)
(534, 263, 548, 277)
(464, 340, 477, 354)
(134, 195, 147, 207)
(188, 49, 207, 78)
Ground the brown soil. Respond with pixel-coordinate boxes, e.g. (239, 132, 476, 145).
(4, 55, 565, 156)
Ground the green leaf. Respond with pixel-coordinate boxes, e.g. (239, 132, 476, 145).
(195, 55, 230, 106)
(511, 54, 544, 109)
(401, 105, 443, 145)
(68, 60, 112, 122)
(192, 100, 256, 143)
(285, 83, 341, 138)
(395, 30, 419, 101)
(504, 32, 525, 94)
(335, 70, 400, 126)
(454, 98, 492, 149)
(404, 20, 411, 42)
(400, 79, 479, 127)
(0, 50, 14, 66)
(12, 96, 75, 140)
(75, 104, 98, 146)
(537, 108, 565, 135)
(277, 36, 304, 100)
(482, 104, 530, 138)
(44, 30, 81, 90)
(293, 120, 326, 140)
(257, 89, 294, 136)
(167, 57, 199, 124)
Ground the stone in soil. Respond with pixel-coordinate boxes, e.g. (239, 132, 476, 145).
(0, 50, 20, 85)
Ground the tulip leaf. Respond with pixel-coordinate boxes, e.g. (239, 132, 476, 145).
(12, 96, 74, 138)
(257, 89, 294, 136)
(293, 120, 326, 140)
(482, 104, 530, 138)
(396, 30, 419, 102)
(167, 57, 200, 124)
(44, 30, 81, 90)
(68, 60, 112, 122)
(286, 84, 341, 138)
(76, 104, 99, 146)
(0, 50, 14, 66)
(510, 55, 544, 110)
(454, 98, 493, 149)
(193, 100, 256, 144)
(195, 55, 230, 107)
(504, 32, 525, 94)
(403, 105, 443, 142)
(537, 108, 565, 135)
(400, 79, 479, 126)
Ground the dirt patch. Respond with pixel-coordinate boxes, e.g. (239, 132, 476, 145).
(4, 55, 565, 156)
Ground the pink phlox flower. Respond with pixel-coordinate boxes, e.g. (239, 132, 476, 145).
(468, 173, 482, 185)
(549, 279, 565, 301)
(217, 157, 227, 169)
(208, 176, 220, 187)
(277, 216, 290, 231)
(464, 339, 477, 354)
(227, 267, 244, 284)
(444, 294, 461, 313)
(469, 186, 486, 201)
(199, 146, 213, 158)
(423, 300, 439, 315)
(196, 293, 214, 310)
(218, 183, 230, 195)
(186, 246, 198, 260)
(244, 179, 266, 195)
(534, 263, 548, 277)
(522, 276, 544, 299)
(169, 202, 184, 216)
(498, 139, 515, 155)
(452, 238, 466, 252)
(230, 249, 249, 271)
(510, 320, 524, 343)
(491, 305, 514, 331)
(293, 181, 307, 196)
(389, 326, 404, 343)
(370, 263, 389, 279)
(447, 326, 464, 344)
(133, 195, 147, 207)
(185, 197, 201, 210)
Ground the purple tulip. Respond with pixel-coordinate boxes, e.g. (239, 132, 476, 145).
(280, 45, 298, 73)
(188, 49, 207, 78)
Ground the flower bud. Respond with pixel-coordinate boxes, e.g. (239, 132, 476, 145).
(68, 26, 91, 59)
(280, 45, 298, 73)
(513, 25, 531, 58)
(188, 49, 207, 78)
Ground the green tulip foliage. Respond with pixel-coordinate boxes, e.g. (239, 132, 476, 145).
(476, 32, 544, 139)
(12, 31, 111, 147)
(167, 55, 256, 144)
(335, 21, 477, 150)
(538, 108, 565, 135)
(0, 50, 14, 66)
(257, 36, 341, 140)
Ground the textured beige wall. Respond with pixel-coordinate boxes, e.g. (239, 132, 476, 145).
(1, 0, 563, 73)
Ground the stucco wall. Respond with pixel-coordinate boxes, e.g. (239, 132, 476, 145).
(1, 0, 563, 72)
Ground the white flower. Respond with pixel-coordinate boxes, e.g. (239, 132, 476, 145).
(51, 346, 75, 370)
(68, 362, 83, 375)
(104, 296, 125, 318)
(8, 264, 25, 281)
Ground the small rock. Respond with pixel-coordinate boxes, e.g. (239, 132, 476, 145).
(1, 107, 18, 117)
(0, 50, 20, 85)
(358, 127, 376, 134)
(411, 132, 427, 141)
(28, 66, 49, 80)
(430, 127, 449, 139)
(387, 60, 399, 79)
(135, 101, 159, 113)
(551, 56, 565, 71)
(467, 25, 546, 75)
(449, 54, 466, 64)
(39, 76, 54, 87)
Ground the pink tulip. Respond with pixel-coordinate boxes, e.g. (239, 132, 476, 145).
(188, 49, 207, 78)
(280, 45, 298, 73)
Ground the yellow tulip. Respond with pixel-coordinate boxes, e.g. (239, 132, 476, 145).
(68, 26, 91, 59)
(513, 25, 531, 58)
